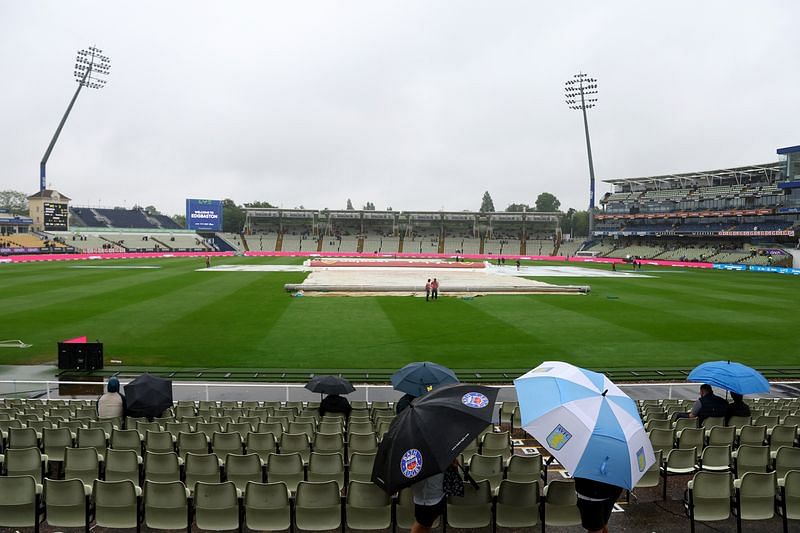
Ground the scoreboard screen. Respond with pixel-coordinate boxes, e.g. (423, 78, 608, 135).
(44, 202, 68, 231)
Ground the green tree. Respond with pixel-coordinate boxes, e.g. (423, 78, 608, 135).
(569, 210, 589, 236)
(363, 202, 375, 210)
(346, 199, 354, 210)
(172, 214, 186, 228)
(0, 190, 28, 215)
(535, 192, 561, 212)
(222, 199, 246, 233)
(244, 201, 275, 208)
(505, 203, 531, 212)
(143, 205, 161, 216)
(479, 191, 495, 212)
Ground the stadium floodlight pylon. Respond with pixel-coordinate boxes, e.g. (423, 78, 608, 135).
(564, 72, 598, 234)
(39, 45, 111, 192)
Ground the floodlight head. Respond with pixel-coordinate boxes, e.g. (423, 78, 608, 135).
(73, 45, 111, 88)
(564, 71, 598, 111)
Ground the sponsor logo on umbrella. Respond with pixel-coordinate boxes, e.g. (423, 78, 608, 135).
(401, 449, 423, 478)
(546, 424, 572, 450)
(461, 392, 489, 409)
(636, 447, 646, 472)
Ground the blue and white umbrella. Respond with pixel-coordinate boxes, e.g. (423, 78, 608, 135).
(514, 361, 655, 490)
(687, 361, 770, 395)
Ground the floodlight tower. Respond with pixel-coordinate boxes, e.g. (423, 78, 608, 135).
(564, 72, 598, 234)
(39, 46, 111, 191)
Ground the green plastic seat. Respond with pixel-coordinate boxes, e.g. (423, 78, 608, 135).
(93, 479, 141, 529)
(244, 481, 291, 531)
(308, 451, 345, 486)
(44, 478, 89, 529)
(543, 478, 581, 527)
(661, 447, 697, 500)
(496, 479, 540, 528)
(779, 469, 800, 531)
(0, 475, 41, 531)
(295, 480, 342, 531)
(348, 452, 376, 483)
(459, 437, 480, 464)
(499, 401, 518, 428)
(734, 471, 776, 527)
(194, 481, 241, 531)
(314, 432, 344, 455)
(258, 421, 285, 440)
(346, 480, 391, 530)
(677, 427, 705, 450)
(635, 449, 663, 491)
(9, 427, 39, 449)
(775, 447, 800, 480)
(289, 421, 316, 441)
(770, 425, 798, 453)
(738, 425, 767, 447)
(77, 427, 108, 460)
(211, 431, 243, 460)
(226, 453, 264, 491)
(481, 430, 513, 466)
(105, 448, 142, 486)
(266, 452, 305, 493)
(347, 421, 374, 436)
(3, 446, 48, 483)
(177, 430, 209, 459)
(507, 453, 543, 483)
(111, 428, 143, 454)
(348, 432, 378, 459)
(649, 428, 676, 453)
(707, 425, 736, 447)
(185, 452, 222, 492)
(143, 480, 191, 530)
(280, 432, 311, 464)
(733, 445, 770, 476)
(447, 478, 493, 529)
(64, 447, 101, 488)
(684, 470, 732, 532)
(699, 445, 731, 472)
(226, 421, 253, 441)
(726, 415, 751, 429)
(145, 429, 175, 454)
(144, 450, 182, 483)
(246, 431, 277, 457)
(468, 453, 504, 494)
(196, 421, 223, 440)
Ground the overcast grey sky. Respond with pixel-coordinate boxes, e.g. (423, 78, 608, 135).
(1, 1, 797, 217)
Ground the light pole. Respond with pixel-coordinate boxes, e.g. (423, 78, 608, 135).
(39, 46, 111, 191)
(565, 72, 598, 235)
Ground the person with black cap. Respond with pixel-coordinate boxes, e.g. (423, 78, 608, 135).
(97, 376, 127, 418)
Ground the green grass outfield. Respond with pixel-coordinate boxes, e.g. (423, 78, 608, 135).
(0, 256, 797, 371)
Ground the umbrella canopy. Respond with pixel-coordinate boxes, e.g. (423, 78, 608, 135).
(305, 375, 356, 395)
(124, 374, 173, 418)
(687, 361, 770, 395)
(391, 361, 459, 397)
(372, 383, 497, 494)
(514, 361, 655, 490)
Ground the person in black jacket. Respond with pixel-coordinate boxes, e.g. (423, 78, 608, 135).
(318, 393, 352, 418)
(687, 384, 728, 424)
(725, 392, 751, 424)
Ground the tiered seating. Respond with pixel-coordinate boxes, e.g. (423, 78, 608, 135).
(637, 397, 800, 531)
(0, 397, 578, 532)
(280, 234, 315, 252)
(710, 251, 750, 263)
(607, 244, 665, 259)
(0, 233, 66, 249)
(244, 232, 277, 251)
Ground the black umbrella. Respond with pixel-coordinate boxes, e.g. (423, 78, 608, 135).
(124, 374, 173, 418)
(305, 375, 356, 395)
(371, 383, 498, 494)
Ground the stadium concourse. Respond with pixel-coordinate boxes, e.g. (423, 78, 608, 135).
(1, 374, 799, 532)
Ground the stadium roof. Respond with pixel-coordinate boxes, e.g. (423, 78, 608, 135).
(603, 162, 782, 188)
(777, 145, 800, 155)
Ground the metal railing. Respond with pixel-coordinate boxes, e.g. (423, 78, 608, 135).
(2, 379, 799, 402)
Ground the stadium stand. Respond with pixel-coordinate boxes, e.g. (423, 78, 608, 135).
(70, 207, 181, 230)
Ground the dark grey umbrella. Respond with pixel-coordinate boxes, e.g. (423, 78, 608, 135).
(305, 375, 356, 395)
(124, 373, 173, 418)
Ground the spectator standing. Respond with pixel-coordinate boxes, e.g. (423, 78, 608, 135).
(425, 279, 431, 302)
(97, 376, 126, 418)
(575, 477, 623, 533)
(431, 278, 439, 300)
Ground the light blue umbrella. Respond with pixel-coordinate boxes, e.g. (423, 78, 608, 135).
(514, 361, 655, 490)
(687, 361, 770, 395)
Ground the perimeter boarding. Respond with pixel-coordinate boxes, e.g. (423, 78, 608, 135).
(0, 396, 797, 531)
